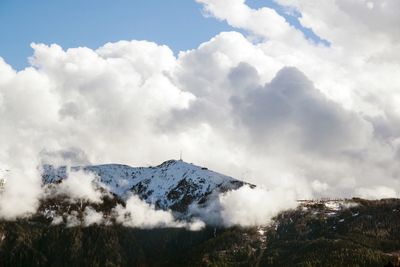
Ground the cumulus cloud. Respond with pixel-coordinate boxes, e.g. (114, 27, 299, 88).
(230, 66, 371, 155)
(66, 211, 81, 227)
(40, 148, 90, 167)
(56, 170, 103, 203)
(50, 207, 105, 227)
(113, 195, 205, 230)
(355, 186, 398, 200)
(190, 186, 298, 227)
(219, 186, 298, 226)
(197, 0, 306, 44)
(0, 0, 400, 224)
(83, 207, 104, 226)
(0, 167, 42, 220)
(51, 215, 64, 225)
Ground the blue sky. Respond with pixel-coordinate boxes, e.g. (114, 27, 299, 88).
(0, 0, 327, 70)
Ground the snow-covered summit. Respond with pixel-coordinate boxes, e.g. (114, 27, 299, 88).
(42, 159, 249, 212)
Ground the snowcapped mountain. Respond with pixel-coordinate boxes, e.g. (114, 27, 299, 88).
(42, 159, 250, 212)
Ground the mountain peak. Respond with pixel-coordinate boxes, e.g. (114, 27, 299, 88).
(42, 160, 249, 213)
(157, 159, 182, 167)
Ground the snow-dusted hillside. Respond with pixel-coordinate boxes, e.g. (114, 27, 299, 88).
(42, 160, 249, 212)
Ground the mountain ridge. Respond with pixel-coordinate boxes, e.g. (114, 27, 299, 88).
(42, 159, 251, 213)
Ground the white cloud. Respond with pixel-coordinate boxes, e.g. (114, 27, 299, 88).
(196, 0, 306, 45)
(113, 194, 205, 230)
(113, 195, 176, 228)
(83, 207, 104, 226)
(0, 167, 42, 220)
(189, 186, 298, 227)
(311, 180, 329, 193)
(66, 211, 81, 227)
(219, 186, 298, 226)
(355, 186, 398, 200)
(57, 170, 103, 203)
(51, 215, 64, 225)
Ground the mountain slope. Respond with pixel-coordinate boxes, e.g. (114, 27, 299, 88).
(42, 159, 249, 212)
(1, 198, 400, 267)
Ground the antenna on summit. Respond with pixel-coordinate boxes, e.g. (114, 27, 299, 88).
(179, 150, 183, 161)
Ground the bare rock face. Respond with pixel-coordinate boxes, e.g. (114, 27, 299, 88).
(42, 159, 250, 213)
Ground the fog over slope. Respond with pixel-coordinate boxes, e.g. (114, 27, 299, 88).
(1, 0, 400, 222)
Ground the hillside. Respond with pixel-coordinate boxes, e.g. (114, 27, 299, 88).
(1, 198, 400, 266)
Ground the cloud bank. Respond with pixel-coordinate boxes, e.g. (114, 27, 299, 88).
(113, 195, 205, 230)
(0, 0, 400, 223)
(189, 185, 298, 227)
